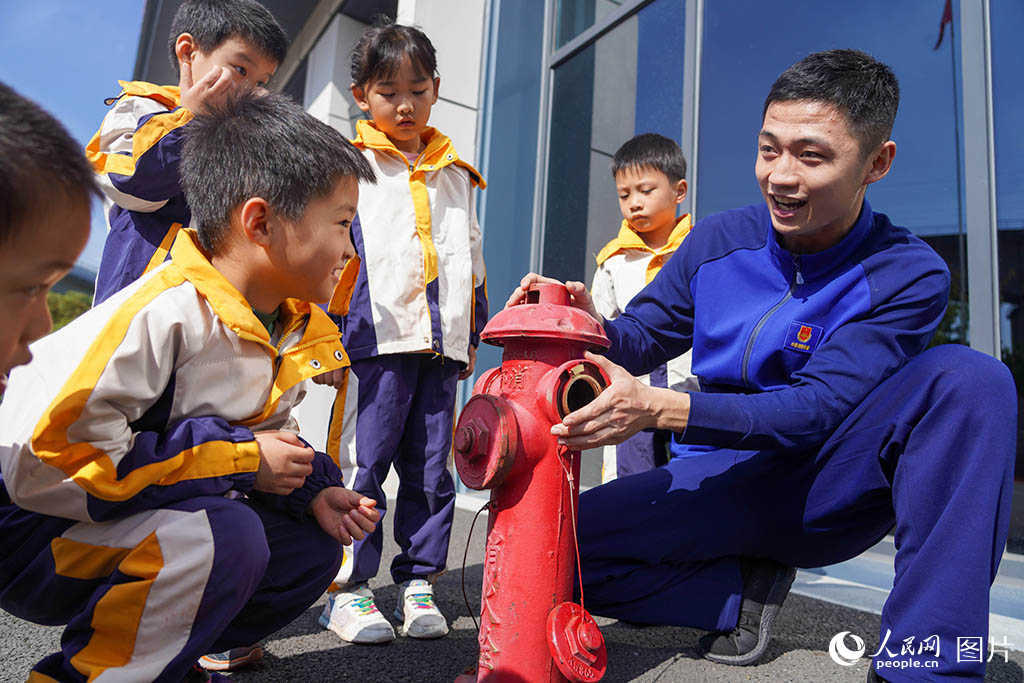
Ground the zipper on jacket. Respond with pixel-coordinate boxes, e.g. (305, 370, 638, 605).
(740, 256, 802, 386)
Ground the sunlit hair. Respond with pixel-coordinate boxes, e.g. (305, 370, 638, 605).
(612, 133, 687, 184)
(764, 49, 900, 158)
(0, 81, 98, 244)
(167, 0, 288, 75)
(350, 21, 437, 88)
(181, 90, 375, 254)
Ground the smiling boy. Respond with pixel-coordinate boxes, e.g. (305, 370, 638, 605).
(86, 0, 287, 304)
(0, 91, 381, 683)
(511, 50, 1015, 682)
(591, 133, 699, 482)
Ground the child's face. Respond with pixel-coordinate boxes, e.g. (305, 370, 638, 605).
(268, 176, 359, 305)
(0, 197, 89, 382)
(183, 35, 278, 90)
(351, 58, 439, 155)
(615, 166, 687, 235)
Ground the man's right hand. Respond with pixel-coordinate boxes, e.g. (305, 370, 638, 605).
(505, 273, 602, 323)
(179, 61, 237, 115)
(253, 430, 315, 495)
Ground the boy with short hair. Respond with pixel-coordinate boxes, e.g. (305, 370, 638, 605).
(591, 133, 699, 482)
(0, 90, 380, 683)
(86, 0, 287, 304)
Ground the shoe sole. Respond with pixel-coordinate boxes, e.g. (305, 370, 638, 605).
(394, 609, 449, 639)
(701, 566, 797, 666)
(319, 610, 396, 644)
(197, 647, 264, 671)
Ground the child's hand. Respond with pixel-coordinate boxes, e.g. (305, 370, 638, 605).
(308, 487, 380, 544)
(505, 273, 602, 323)
(458, 346, 476, 380)
(311, 368, 347, 389)
(179, 60, 237, 115)
(253, 430, 315, 495)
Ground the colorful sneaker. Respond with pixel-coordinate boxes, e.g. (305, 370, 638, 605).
(197, 643, 263, 671)
(395, 579, 449, 639)
(319, 582, 396, 644)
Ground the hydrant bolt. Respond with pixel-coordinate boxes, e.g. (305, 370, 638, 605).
(579, 621, 601, 652)
(454, 426, 476, 456)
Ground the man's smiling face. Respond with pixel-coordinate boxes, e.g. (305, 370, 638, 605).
(755, 99, 892, 254)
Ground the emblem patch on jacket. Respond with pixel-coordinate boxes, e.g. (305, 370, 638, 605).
(785, 321, 823, 353)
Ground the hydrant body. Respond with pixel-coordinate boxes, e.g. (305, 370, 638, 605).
(455, 284, 609, 683)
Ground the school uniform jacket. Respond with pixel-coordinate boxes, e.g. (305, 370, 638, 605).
(604, 200, 950, 453)
(86, 80, 193, 304)
(0, 231, 348, 524)
(591, 215, 698, 393)
(342, 120, 487, 365)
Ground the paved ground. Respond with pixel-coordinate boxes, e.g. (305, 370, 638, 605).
(3, 504, 1023, 682)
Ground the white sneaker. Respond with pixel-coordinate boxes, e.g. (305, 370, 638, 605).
(319, 583, 396, 644)
(395, 579, 449, 639)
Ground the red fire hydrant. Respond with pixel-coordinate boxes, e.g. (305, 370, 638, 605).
(455, 282, 610, 682)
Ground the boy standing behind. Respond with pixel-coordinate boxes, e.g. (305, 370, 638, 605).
(591, 133, 699, 483)
(86, 0, 286, 304)
(0, 91, 380, 683)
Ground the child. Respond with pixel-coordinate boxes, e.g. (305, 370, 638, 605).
(86, 0, 287, 304)
(313, 23, 487, 644)
(591, 133, 700, 483)
(0, 90, 381, 683)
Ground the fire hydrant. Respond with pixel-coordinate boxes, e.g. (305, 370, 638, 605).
(455, 282, 610, 682)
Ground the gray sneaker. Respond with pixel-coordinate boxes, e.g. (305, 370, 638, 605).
(394, 579, 449, 639)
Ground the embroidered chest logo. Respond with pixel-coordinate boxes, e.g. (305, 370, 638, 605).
(785, 321, 824, 353)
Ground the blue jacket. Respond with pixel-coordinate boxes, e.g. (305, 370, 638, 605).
(604, 200, 950, 454)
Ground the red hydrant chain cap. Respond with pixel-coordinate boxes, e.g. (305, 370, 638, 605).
(547, 602, 607, 681)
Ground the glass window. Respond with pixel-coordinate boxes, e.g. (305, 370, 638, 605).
(555, 0, 622, 48)
(991, 0, 1024, 507)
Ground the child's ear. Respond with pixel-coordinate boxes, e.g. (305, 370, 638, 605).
(674, 178, 688, 204)
(239, 197, 272, 247)
(350, 83, 371, 113)
(432, 76, 440, 104)
(174, 33, 197, 67)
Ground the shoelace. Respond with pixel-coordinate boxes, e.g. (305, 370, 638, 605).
(406, 593, 437, 611)
(348, 595, 381, 616)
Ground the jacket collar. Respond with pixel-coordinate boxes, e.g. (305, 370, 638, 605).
(766, 199, 875, 282)
(109, 80, 182, 109)
(352, 120, 485, 187)
(596, 214, 692, 266)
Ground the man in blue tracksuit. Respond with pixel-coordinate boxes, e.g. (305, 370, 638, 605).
(511, 50, 1016, 682)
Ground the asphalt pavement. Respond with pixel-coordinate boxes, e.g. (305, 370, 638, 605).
(3, 503, 1023, 682)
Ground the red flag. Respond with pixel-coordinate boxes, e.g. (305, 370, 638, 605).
(934, 0, 953, 49)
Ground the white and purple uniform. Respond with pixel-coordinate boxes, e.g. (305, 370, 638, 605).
(327, 120, 486, 585)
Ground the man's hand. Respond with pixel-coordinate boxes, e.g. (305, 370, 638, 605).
(550, 352, 688, 450)
(308, 487, 380, 545)
(459, 345, 477, 380)
(179, 61, 237, 115)
(311, 368, 347, 389)
(253, 430, 315, 495)
(505, 273, 602, 323)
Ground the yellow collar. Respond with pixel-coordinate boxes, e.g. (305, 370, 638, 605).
(352, 120, 485, 188)
(596, 214, 692, 266)
(111, 80, 182, 109)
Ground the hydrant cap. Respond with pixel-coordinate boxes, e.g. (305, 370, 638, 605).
(483, 283, 610, 350)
